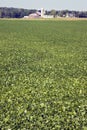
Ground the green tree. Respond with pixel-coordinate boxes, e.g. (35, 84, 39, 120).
(50, 9, 56, 18)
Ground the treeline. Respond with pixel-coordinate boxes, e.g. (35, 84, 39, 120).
(46, 10, 87, 18)
(0, 7, 36, 18)
(0, 7, 87, 18)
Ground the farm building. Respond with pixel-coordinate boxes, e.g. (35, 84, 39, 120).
(23, 8, 54, 19)
(24, 11, 41, 19)
(23, 8, 43, 19)
(29, 12, 41, 18)
(66, 13, 75, 18)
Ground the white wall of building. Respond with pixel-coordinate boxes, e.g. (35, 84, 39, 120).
(42, 15, 53, 18)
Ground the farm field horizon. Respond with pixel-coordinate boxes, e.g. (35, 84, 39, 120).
(1, 17, 87, 21)
(0, 20, 87, 129)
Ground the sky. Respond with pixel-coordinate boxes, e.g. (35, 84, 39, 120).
(0, 0, 87, 11)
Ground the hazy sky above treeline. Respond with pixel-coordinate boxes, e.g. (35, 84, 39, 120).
(0, 0, 87, 11)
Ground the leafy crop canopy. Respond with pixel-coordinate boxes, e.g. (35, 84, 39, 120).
(0, 20, 87, 129)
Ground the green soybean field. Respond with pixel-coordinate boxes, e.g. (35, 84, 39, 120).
(0, 20, 87, 130)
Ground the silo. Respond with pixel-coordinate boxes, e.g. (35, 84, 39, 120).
(41, 8, 44, 17)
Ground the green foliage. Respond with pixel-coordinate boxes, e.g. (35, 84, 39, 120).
(50, 10, 56, 17)
(0, 20, 87, 130)
(0, 7, 36, 18)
